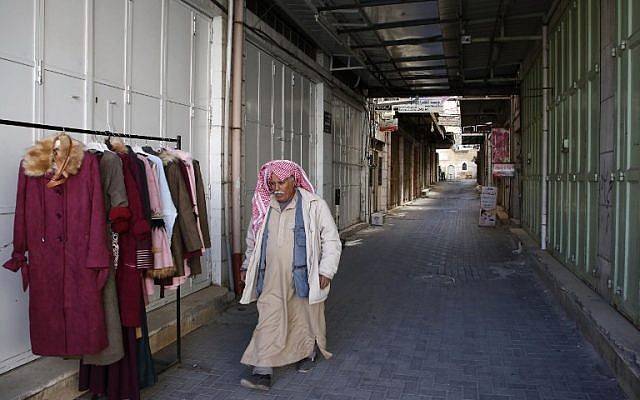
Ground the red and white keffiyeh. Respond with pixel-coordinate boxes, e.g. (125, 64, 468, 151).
(251, 160, 314, 235)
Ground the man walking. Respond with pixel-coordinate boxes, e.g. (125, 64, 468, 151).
(239, 160, 342, 391)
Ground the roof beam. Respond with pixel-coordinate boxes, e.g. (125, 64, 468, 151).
(380, 54, 459, 64)
(351, 35, 455, 49)
(350, 0, 412, 90)
(318, 0, 435, 12)
(463, 77, 519, 83)
(379, 65, 456, 73)
(466, 35, 541, 43)
(336, 12, 544, 33)
(384, 74, 450, 81)
(367, 85, 519, 97)
(338, 17, 457, 34)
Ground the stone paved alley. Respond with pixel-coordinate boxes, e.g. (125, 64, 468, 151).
(142, 181, 626, 400)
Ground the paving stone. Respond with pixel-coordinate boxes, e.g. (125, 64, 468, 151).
(141, 181, 628, 400)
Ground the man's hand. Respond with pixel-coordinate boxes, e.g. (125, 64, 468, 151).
(240, 270, 247, 283)
(319, 274, 331, 289)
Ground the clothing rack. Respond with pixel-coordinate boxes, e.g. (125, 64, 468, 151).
(0, 118, 183, 370)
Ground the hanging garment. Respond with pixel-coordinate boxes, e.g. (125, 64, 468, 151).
(126, 148, 154, 270)
(163, 151, 211, 276)
(193, 159, 211, 251)
(136, 303, 157, 390)
(168, 150, 206, 256)
(127, 147, 151, 223)
(159, 151, 201, 283)
(143, 152, 177, 240)
(78, 327, 140, 400)
(3, 134, 110, 356)
(138, 154, 174, 280)
(83, 150, 129, 366)
(115, 151, 150, 327)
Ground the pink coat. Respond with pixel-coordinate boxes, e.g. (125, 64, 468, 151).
(4, 137, 110, 356)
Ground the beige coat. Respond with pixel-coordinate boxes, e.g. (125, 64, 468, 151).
(240, 189, 342, 305)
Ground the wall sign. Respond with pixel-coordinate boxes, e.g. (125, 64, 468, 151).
(491, 127, 510, 163)
(493, 163, 516, 177)
(323, 111, 332, 134)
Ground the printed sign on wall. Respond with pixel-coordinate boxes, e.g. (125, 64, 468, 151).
(493, 163, 516, 177)
(491, 128, 510, 163)
(323, 112, 332, 134)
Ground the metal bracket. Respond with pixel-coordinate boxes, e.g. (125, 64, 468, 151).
(36, 60, 43, 85)
(619, 40, 627, 51)
(192, 16, 197, 36)
(611, 47, 617, 57)
(330, 55, 366, 72)
(618, 170, 625, 181)
(125, 85, 131, 105)
(610, 172, 616, 182)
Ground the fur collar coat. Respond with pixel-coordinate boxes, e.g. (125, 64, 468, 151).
(3, 134, 111, 356)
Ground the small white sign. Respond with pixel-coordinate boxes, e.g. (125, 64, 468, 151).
(395, 98, 444, 114)
(479, 186, 497, 227)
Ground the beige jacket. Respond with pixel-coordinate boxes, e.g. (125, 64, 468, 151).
(240, 189, 342, 305)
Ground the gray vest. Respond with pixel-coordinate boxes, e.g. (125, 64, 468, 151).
(256, 191, 309, 298)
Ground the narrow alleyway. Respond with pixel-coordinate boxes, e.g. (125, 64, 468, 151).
(143, 180, 626, 400)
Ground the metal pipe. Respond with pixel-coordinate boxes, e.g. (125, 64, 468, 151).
(231, 0, 244, 295)
(541, 24, 549, 250)
(544, 0, 561, 24)
(223, 0, 235, 292)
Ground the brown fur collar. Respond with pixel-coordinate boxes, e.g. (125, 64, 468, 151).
(22, 134, 85, 177)
(158, 150, 179, 165)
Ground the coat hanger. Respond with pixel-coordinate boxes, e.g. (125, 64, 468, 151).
(86, 130, 106, 152)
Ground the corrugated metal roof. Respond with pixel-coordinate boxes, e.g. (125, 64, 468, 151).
(268, 0, 553, 96)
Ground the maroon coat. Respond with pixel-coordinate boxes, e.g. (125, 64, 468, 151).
(4, 138, 111, 357)
(115, 151, 151, 327)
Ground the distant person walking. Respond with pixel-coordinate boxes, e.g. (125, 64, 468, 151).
(239, 160, 342, 391)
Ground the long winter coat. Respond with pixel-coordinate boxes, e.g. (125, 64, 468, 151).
(240, 188, 342, 305)
(83, 150, 128, 365)
(160, 152, 204, 277)
(3, 136, 110, 356)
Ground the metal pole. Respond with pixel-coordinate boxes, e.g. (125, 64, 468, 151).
(175, 134, 182, 364)
(231, 0, 244, 295)
(541, 25, 549, 250)
(223, 0, 235, 292)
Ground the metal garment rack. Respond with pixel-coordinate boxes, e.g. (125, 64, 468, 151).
(0, 118, 183, 369)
